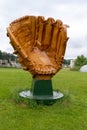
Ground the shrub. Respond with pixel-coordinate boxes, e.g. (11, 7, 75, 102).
(70, 66, 81, 71)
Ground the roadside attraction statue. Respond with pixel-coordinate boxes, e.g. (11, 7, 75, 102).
(7, 15, 69, 104)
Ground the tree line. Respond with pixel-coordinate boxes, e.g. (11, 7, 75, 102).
(0, 50, 87, 67)
(75, 55, 87, 66)
(0, 50, 17, 62)
(64, 55, 87, 67)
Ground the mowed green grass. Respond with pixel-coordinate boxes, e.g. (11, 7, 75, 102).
(0, 68, 87, 130)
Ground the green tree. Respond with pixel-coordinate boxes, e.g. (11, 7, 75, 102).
(63, 59, 70, 65)
(0, 50, 3, 59)
(75, 55, 87, 66)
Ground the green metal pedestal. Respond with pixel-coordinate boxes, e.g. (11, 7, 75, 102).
(31, 79, 53, 96)
(19, 79, 64, 105)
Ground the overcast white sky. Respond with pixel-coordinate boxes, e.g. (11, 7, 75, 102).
(0, 0, 87, 59)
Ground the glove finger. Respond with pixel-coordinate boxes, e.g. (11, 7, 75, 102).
(41, 18, 55, 50)
(56, 25, 69, 63)
(50, 20, 62, 51)
(36, 16, 45, 48)
(28, 16, 36, 45)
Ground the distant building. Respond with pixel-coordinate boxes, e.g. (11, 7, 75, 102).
(0, 59, 21, 68)
(70, 59, 76, 68)
(2, 60, 10, 67)
(0, 60, 2, 66)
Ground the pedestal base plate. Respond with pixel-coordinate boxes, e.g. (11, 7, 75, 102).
(19, 79, 64, 105)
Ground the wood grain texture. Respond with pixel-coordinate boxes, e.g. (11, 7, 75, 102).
(7, 15, 69, 79)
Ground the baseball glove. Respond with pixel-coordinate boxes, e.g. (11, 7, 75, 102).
(7, 16, 69, 79)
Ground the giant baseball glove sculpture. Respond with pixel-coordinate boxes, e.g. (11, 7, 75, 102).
(7, 16, 69, 80)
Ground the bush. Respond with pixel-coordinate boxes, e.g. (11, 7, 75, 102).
(70, 66, 81, 71)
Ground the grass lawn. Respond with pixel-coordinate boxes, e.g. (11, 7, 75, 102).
(0, 68, 87, 130)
